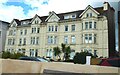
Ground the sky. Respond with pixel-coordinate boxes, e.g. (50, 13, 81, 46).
(0, 0, 119, 50)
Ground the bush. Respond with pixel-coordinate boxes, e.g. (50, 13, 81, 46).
(10, 52, 25, 59)
(2, 51, 25, 59)
(2, 51, 11, 59)
(73, 52, 81, 64)
(73, 51, 93, 64)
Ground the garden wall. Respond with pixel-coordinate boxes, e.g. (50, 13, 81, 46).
(0, 59, 119, 74)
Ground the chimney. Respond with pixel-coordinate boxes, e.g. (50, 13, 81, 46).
(49, 11, 52, 15)
(103, 2, 110, 11)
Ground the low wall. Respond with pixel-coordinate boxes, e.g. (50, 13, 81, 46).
(1, 59, 120, 74)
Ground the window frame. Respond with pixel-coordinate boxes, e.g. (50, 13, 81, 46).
(71, 25, 75, 31)
(71, 35, 76, 44)
(65, 25, 68, 32)
(64, 36, 68, 44)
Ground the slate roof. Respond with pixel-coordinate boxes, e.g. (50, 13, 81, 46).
(12, 6, 114, 26)
(0, 20, 10, 25)
(14, 19, 21, 25)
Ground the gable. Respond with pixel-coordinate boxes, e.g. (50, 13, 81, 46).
(31, 15, 42, 24)
(79, 5, 100, 19)
(47, 14, 60, 22)
(45, 11, 60, 22)
(10, 20, 17, 27)
(81, 9, 98, 18)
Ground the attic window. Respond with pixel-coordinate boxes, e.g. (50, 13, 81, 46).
(21, 21, 29, 25)
(90, 13, 92, 17)
(12, 24, 16, 27)
(64, 15, 69, 19)
(35, 20, 39, 24)
(86, 13, 89, 17)
(86, 13, 92, 17)
(72, 14, 76, 18)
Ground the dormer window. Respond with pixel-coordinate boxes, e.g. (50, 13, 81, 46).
(72, 14, 76, 18)
(21, 21, 29, 25)
(64, 15, 69, 19)
(22, 21, 26, 25)
(64, 14, 76, 19)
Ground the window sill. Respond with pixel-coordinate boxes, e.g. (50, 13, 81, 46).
(81, 29, 97, 31)
(81, 43, 98, 45)
(70, 43, 76, 45)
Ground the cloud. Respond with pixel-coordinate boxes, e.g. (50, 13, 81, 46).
(23, 0, 49, 8)
(0, 0, 50, 22)
(0, 0, 104, 22)
(0, 0, 27, 22)
(1, 0, 118, 22)
(25, 0, 93, 18)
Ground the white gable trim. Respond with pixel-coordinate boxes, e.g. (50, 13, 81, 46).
(10, 19, 18, 27)
(45, 11, 60, 22)
(30, 14, 42, 24)
(79, 5, 100, 17)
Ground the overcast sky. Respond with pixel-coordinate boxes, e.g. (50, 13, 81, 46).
(0, 0, 119, 50)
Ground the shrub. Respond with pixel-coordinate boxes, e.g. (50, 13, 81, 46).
(73, 52, 81, 64)
(2, 51, 11, 59)
(10, 52, 25, 59)
(73, 51, 93, 64)
(2, 51, 25, 59)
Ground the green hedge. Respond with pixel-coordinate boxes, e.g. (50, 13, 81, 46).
(2, 51, 25, 59)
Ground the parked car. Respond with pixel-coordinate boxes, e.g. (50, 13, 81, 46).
(19, 56, 49, 62)
(99, 58, 120, 67)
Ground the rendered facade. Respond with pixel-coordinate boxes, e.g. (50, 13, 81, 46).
(5, 2, 115, 58)
(0, 20, 9, 52)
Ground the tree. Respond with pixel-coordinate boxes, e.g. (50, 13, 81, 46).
(61, 43, 66, 60)
(53, 46, 61, 60)
(61, 43, 71, 61)
(61, 43, 66, 53)
(65, 46, 71, 60)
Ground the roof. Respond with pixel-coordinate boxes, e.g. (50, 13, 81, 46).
(0, 20, 10, 25)
(21, 18, 32, 21)
(57, 9, 84, 20)
(11, 5, 114, 26)
(14, 19, 21, 25)
(100, 58, 120, 67)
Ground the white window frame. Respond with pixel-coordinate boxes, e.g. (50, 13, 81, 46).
(89, 22, 92, 29)
(65, 25, 68, 31)
(71, 35, 76, 44)
(64, 36, 68, 44)
(55, 26, 58, 32)
(85, 22, 88, 30)
(36, 37, 39, 45)
(64, 15, 69, 19)
(71, 25, 75, 31)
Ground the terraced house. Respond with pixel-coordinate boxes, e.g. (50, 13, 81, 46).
(5, 2, 116, 59)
